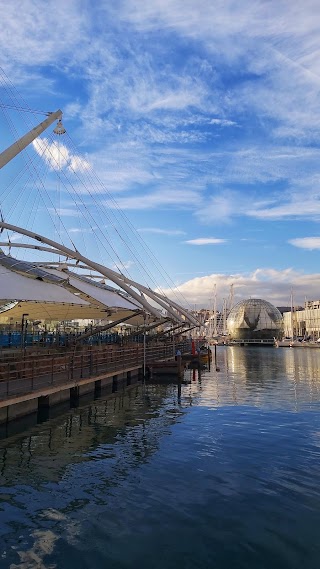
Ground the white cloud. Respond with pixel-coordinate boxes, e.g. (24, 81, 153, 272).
(209, 118, 237, 126)
(48, 207, 79, 217)
(162, 267, 320, 308)
(195, 190, 252, 224)
(68, 227, 95, 233)
(138, 227, 186, 235)
(128, 83, 205, 113)
(33, 138, 90, 173)
(203, 167, 320, 225)
(90, 145, 157, 193)
(288, 237, 320, 250)
(207, 145, 320, 187)
(117, 0, 320, 142)
(249, 199, 320, 220)
(104, 188, 200, 210)
(3, 0, 320, 146)
(184, 238, 226, 245)
(0, 0, 89, 78)
(112, 260, 134, 271)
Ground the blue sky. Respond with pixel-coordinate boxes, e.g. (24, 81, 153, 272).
(1, 0, 320, 309)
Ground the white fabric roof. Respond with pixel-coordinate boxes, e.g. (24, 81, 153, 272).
(42, 267, 142, 310)
(0, 267, 87, 304)
(0, 256, 153, 325)
(68, 276, 141, 310)
(0, 303, 141, 323)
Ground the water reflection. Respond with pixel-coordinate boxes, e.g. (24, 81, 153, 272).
(0, 385, 184, 486)
(205, 346, 320, 410)
(1, 348, 320, 568)
(0, 383, 188, 567)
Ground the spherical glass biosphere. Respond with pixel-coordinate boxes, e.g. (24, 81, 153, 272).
(227, 298, 283, 340)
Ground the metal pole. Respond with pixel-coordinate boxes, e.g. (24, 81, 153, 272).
(143, 313, 146, 382)
(21, 313, 29, 355)
(0, 110, 62, 170)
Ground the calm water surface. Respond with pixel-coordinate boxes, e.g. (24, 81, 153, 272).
(1, 346, 320, 568)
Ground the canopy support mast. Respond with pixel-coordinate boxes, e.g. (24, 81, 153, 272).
(0, 110, 62, 169)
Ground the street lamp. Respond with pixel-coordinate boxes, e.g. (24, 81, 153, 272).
(21, 313, 29, 354)
(8, 317, 13, 347)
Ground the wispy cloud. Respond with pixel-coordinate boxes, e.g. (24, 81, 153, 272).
(184, 238, 226, 245)
(195, 175, 320, 224)
(112, 260, 134, 271)
(138, 227, 186, 236)
(1, 233, 23, 242)
(248, 199, 320, 220)
(288, 237, 320, 250)
(209, 118, 237, 127)
(48, 207, 79, 217)
(68, 227, 96, 233)
(128, 82, 205, 113)
(0, 1, 89, 80)
(104, 188, 200, 210)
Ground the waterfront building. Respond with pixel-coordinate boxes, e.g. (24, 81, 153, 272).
(283, 300, 320, 340)
(227, 299, 283, 340)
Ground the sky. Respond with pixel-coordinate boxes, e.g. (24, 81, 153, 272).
(1, 0, 320, 310)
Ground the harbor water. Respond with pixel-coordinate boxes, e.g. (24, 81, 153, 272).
(1, 346, 320, 568)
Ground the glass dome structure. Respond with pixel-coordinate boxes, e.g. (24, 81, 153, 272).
(227, 298, 283, 340)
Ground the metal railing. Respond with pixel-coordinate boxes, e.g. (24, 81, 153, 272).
(228, 339, 275, 345)
(0, 340, 191, 400)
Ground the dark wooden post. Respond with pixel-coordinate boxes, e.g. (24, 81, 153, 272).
(214, 344, 220, 371)
(177, 353, 182, 379)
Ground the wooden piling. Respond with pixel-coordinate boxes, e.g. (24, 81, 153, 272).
(214, 344, 220, 371)
(177, 354, 183, 379)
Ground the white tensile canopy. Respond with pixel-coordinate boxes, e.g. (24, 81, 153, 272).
(0, 255, 146, 326)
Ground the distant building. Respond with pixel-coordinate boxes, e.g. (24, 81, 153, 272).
(227, 298, 283, 340)
(283, 300, 320, 339)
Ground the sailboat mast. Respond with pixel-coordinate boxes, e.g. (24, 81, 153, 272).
(223, 298, 227, 335)
(290, 289, 294, 341)
(229, 283, 234, 312)
(213, 283, 217, 336)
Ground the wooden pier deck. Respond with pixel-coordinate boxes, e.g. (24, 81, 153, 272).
(0, 341, 191, 425)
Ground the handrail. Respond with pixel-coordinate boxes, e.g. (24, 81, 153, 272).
(0, 340, 191, 399)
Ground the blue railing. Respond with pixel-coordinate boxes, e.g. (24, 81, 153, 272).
(0, 331, 124, 348)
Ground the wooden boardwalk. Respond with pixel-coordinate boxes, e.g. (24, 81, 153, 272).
(0, 341, 191, 424)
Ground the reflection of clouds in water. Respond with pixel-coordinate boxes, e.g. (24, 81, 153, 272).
(1, 365, 320, 568)
(39, 509, 66, 522)
(0, 386, 181, 568)
(40, 508, 82, 549)
(10, 529, 57, 569)
(10, 509, 82, 568)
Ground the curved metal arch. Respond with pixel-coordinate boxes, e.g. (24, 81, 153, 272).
(0, 239, 189, 323)
(0, 223, 189, 323)
(0, 241, 65, 256)
(151, 290, 200, 326)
